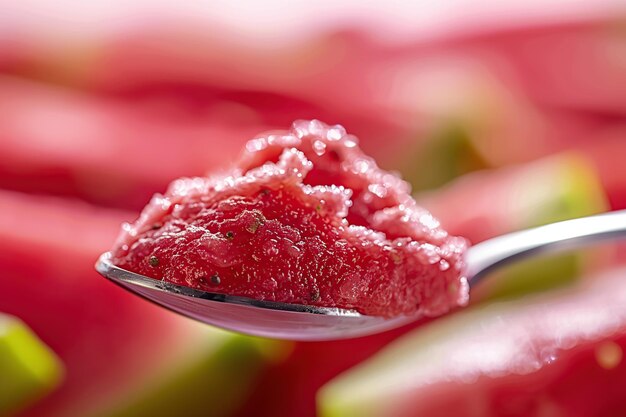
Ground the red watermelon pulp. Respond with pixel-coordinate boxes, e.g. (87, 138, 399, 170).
(112, 120, 468, 318)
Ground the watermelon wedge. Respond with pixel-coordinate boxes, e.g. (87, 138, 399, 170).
(0, 76, 260, 210)
(0, 190, 286, 417)
(419, 153, 609, 300)
(319, 267, 626, 417)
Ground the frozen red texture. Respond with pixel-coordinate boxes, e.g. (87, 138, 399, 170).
(112, 120, 468, 318)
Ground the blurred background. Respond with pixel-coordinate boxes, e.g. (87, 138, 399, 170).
(1, 1, 626, 416)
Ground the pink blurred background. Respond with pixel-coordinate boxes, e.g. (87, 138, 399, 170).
(1, 1, 626, 416)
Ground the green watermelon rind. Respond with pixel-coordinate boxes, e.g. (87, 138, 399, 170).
(0, 314, 64, 416)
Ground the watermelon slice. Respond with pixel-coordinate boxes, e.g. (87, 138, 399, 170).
(0, 74, 419, 211)
(418, 152, 607, 241)
(419, 152, 609, 300)
(89, 334, 288, 417)
(0, 190, 286, 417)
(0, 76, 261, 210)
(319, 267, 626, 417)
(0, 314, 63, 416)
(111, 120, 468, 318)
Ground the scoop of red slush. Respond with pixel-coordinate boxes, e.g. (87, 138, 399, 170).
(111, 120, 469, 318)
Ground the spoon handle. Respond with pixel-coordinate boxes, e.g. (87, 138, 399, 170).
(465, 210, 626, 286)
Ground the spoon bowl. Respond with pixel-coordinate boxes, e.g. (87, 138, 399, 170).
(96, 252, 415, 340)
(96, 209, 626, 340)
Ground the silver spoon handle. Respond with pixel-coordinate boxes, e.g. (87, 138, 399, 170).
(465, 209, 626, 286)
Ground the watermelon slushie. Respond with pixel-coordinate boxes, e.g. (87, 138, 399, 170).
(112, 120, 468, 318)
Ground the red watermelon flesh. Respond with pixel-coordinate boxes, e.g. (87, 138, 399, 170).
(0, 76, 263, 210)
(0, 73, 417, 211)
(112, 120, 468, 318)
(0, 190, 189, 416)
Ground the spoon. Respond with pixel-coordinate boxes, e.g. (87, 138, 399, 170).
(96, 210, 626, 341)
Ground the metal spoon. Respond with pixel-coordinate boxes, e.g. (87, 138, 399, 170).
(96, 210, 626, 341)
